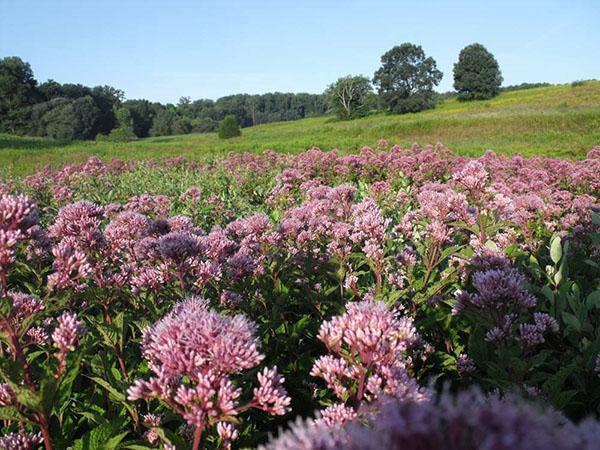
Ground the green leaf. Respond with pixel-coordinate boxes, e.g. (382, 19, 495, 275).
(88, 376, 126, 402)
(40, 376, 57, 417)
(541, 285, 554, 302)
(586, 291, 600, 310)
(0, 296, 12, 318)
(562, 312, 581, 332)
(550, 235, 562, 264)
(57, 352, 82, 411)
(0, 406, 30, 422)
(542, 364, 576, 398)
(16, 387, 42, 413)
(72, 421, 127, 450)
(104, 432, 129, 449)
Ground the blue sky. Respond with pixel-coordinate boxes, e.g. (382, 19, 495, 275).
(1, 0, 599, 103)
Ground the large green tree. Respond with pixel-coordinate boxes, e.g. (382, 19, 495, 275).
(373, 43, 443, 114)
(453, 43, 503, 100)
(149, 108, 177, 136)
(0, 57, 40, 132)
(43, 96, 101, 141)
(325, 75, 373, 120)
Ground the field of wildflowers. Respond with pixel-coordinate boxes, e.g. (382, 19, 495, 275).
(1, 141, 600, 449)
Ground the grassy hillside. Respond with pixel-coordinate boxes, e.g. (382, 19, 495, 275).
(2, 81, 599, 177)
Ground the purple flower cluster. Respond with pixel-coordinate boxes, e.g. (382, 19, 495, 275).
(263, 387, 600, 450)
(0, 432, 43, 450)
(453, 255, 561, 350)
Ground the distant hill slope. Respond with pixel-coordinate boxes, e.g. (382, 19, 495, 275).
(2, 81, 599, 177)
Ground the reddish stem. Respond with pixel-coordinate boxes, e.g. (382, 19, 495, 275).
(7, 330, 54, 450)
(37, 415, 54, 450)
(356, 367, 366, 402)
(192, 426, 202, 450)
(0, 269, 7, 296)
(8, 331, 36, 391)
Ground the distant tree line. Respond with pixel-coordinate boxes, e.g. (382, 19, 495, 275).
(0, 56, 327, 141)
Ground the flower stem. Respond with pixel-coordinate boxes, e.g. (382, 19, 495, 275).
(192, 426, 202, 450)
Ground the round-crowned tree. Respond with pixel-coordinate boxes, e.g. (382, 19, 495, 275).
(218, 114, 241, 139)
(373, 43, 443, 114)
(453, 43, 503, 100)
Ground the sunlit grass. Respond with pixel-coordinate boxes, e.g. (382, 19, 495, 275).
(1, 81, 599, 177)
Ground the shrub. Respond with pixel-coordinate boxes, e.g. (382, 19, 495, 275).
(218, 114, 241, 139)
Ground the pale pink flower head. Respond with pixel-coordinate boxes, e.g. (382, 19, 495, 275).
(4, 291, 44, 324)
(0, 229, 21, 270)
(312, 300, 424, 412)
(104, 211, 152, 253)
(453, 266, 536, 316)
(452, 160, 489, 192)
(158, 231, 200, 260)
(217, 422, 239, 449)
(0, 193, 38, 233)
(47, 240, 92, 291)
(0, 383, 16, 406)
(180, 186, 202, 202)
(315, 403, 358, 428)
(52, 311, 86, 353)
(48, 200, 104, 249)
(128, 296, 290, 435)
(253, 367, 291, 416)
(456, 354, 476, 376)
(139, 296, 264, 380)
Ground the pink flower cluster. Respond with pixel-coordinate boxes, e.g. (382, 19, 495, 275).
(128, 297, 290, 445)
(0, 194, 39, 292)
(311, 300, 425, 426)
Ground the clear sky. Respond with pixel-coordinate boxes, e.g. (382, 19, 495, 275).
(1, 0, 599, 103)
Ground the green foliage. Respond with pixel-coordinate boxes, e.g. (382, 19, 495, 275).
(453, 43, 503, 101)
(373, 43, 443, 114)
(0, 57, 39, 118)
(43, 96, 101, 141)
(98, 108, 137, 142)
(121, 99, 159, 138)
(324, 75, 373, 120)
(218, 114, 241, 139)
(149, 109, 177, 137)
(0, 57, 41, 134)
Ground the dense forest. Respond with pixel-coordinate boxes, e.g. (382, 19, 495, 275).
(0, 56, 327, 141)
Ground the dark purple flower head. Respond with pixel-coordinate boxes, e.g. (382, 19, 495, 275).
(157, 231, 200, 260)
(264, 387, 600, 450)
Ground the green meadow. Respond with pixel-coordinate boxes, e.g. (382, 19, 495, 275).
(2, 81, 599, 178)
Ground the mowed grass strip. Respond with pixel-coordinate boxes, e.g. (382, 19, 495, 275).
(1, 81, 599, 177)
